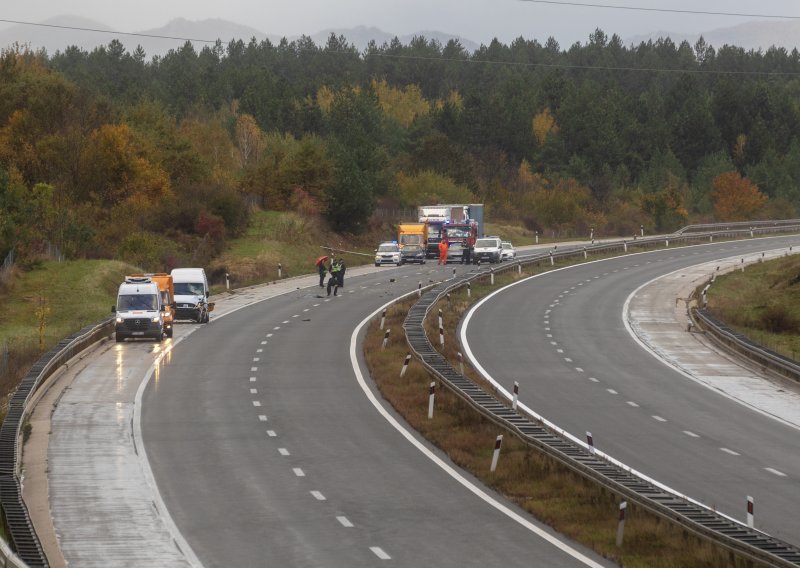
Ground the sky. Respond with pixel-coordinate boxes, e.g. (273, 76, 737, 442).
(2, 0, 800, 48)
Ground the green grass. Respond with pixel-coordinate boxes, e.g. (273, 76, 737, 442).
(707, 254, 800, 360)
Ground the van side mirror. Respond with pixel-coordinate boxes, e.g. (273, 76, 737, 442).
(111, 306, 116, 313)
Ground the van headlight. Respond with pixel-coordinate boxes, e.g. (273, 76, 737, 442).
(152, 316, 161, 323)
(116, 317, 123, 324)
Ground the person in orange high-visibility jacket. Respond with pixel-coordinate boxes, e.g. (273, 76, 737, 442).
(438, 238, 449, 265)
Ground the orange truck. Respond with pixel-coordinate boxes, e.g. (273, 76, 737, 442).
(128, 273, 176, 338)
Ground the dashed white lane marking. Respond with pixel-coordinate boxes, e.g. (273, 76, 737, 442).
(250, 367, 258, 372)
(253, 401, 261, 407)
(324, 299, 330, 302)
(313, 303, 320, 307)
(765, 468, 787, 477)
(370, 547, 391, 560)
(250, 376, 256, 382)
(253, 357, 260, 362)
(652, 415, 667, 422)
(683, 430, 700, 438)
(278, 448, 290, 456)
(626, 401, 639, 407)
(260, 341, 267, 345)
(266, 334, 273, 338)
(267, 430, 276, 437)
(546, 334, 553, 338)
(545, 327, 550, 331)
(250, 389, 257, 394)
(720, 448, 740, 456)
(303, 308, 310, 312)
(257, 349, 263, 353)
(606, 389, 618, 395)
(550, 341, 558, 346)
(564, 358, 572, 363)
(588, 377, 599, 383)
(282, 320, 290, 324)
(556, 349, 563, 353)
(258, 415, 267, 422)
(293, 468, 305, 477)
(274, 326, 281, 330)
(575, 367, 584, 373)
(337, 516, 354, 527)
(292, 315, 299, 318)
(311, 491, 326, 501)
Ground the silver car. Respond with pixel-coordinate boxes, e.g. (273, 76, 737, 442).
(501, 241, 516, 261)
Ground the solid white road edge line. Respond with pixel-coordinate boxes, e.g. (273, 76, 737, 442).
(350, 291, 606, 567)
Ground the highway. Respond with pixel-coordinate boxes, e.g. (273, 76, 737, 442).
(462, 236, 800, 545)
(138, 265, 612, 567)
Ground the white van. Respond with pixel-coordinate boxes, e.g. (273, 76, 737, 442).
(473, 236, 503, 264)
(171, 268, 211, 323)
(112, 277, 164, 342)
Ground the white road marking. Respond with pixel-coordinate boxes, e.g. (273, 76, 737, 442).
(266, 333, 273, 337)
(253, 401, 261, 407)
(575, 367, 584, 373)
(250, 389, 257, 394)
(550, 341, 558, 346)
(588, 377, 599, 383)
(258, 415, 267, 422)
(370, 547, 391, 560)
(260, 341, 267, 345)
(251, 367, 258, 372)
(606, 389, 617, 395)
(292, 315, 299, 318)
(274, 326, 281, 330)
(303, 308, 310, 312)
(652, 415, 667, 422)
(545, 327, 550, 331)
(556, 349, 563, 353)
(257, 349, 263, 353)
(683, 430, 700, 438)
(626, 401, 639, 407)
(282, 320, 290, 324)
(564, 358, 572, 363)
(311, 491, 326, 501)
(250, 377, 256, 382)
(253, 357, 260, 362)
(267, 430, 276, 437)
(720, 448, 740, 456)
(293, 468, 305, 477)
(313, 303, 320, 307)
(278, 448, 290, 456)
(337, 516, 353, 527)
(765, 468, 787, 477)
(546, 334, 553, 338)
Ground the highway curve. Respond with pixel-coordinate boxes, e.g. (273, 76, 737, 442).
(462, 236, 800, 545)
(140, 265, 614, 567)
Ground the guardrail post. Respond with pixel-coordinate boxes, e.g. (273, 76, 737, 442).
(452, 267, 456, 279)
(583, 246, 587, 259)
(512, 381, 519, 410)
(490, 268, 494, 285)
(438, 309, 443, 333)
(418, 281, 422, 297)
(760, 252, 765, 263)
(458, 352, 464, 375)
(665, 238, 669, 247)
(467, 282, 471, 298)
(640, 225, 644, 237)
(517, 262, 521, 274)
(549, 251, 554, 266)
(535, 231, 539, 244)
(380, 308, 387, 330)
(382, 329, 390, 349)
(400, 353, 412, 377)
(439, 321, 445, 347)
(616, 501, 627, 547)
(428, 382, 435, 419)
(741, 258, 745, 272)
(747, 496, 754, 528)
(587, 431, 595, 454)
(623, 240, 627, 252)
(750, 227, 754, 238)
(709, 234, 713, 242)
(278, 263, 282, 279)
(490, 435, 503, 472)
(225, 272, 230, 291)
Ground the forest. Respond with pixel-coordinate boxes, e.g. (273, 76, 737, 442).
(1, 29, 798, 270)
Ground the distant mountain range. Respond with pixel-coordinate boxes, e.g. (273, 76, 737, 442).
(1, 15, 799, 60)
(0, 16, 479, 58)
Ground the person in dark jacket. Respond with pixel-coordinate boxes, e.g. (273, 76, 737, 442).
(318, 259, 327, 287)
(337, 258, 346, 288)
(327, 259, 342, 297)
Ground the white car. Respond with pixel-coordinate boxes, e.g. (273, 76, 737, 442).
(375, 242, 401, 266)
(501, 241, 516, 261)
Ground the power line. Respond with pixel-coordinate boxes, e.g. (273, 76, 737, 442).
(516, 0, 800, 20)
(0, 18, 219, 43)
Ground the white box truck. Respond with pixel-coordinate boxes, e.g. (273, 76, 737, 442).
(112, 277, 165, 342)
(171, 268, 211, 323)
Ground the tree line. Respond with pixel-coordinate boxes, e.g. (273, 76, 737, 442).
(1, 29, 798, 269)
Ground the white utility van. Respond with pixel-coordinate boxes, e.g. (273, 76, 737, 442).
(112, 277, 165, 342)
(473, 236, 503, 264)
(171, 268, 211, 323)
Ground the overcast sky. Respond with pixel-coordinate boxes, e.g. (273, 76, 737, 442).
(2, 0, 800, 47)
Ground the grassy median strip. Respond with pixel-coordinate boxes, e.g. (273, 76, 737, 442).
(364, 255, 769, 567)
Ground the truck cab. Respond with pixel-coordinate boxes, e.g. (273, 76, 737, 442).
(112, 277, 164, 342)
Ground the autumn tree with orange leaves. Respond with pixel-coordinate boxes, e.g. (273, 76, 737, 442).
(711, 171, 768, 221)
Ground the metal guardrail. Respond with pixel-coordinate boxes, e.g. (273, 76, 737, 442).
(675, 219, 800, 234)
(402, 227, 800, 567)
(0, 318, 114, 568)
(694, 308, 800, 384)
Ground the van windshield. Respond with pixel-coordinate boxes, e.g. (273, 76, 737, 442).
(475, 239, 498, 248)
(118, 294, 158, 311)
(175, 282, 205, 296)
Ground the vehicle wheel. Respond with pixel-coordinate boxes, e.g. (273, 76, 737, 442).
(115, 335, 124, 343)
(396, 262, 402, 266)
(375, 263, 380, 267)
